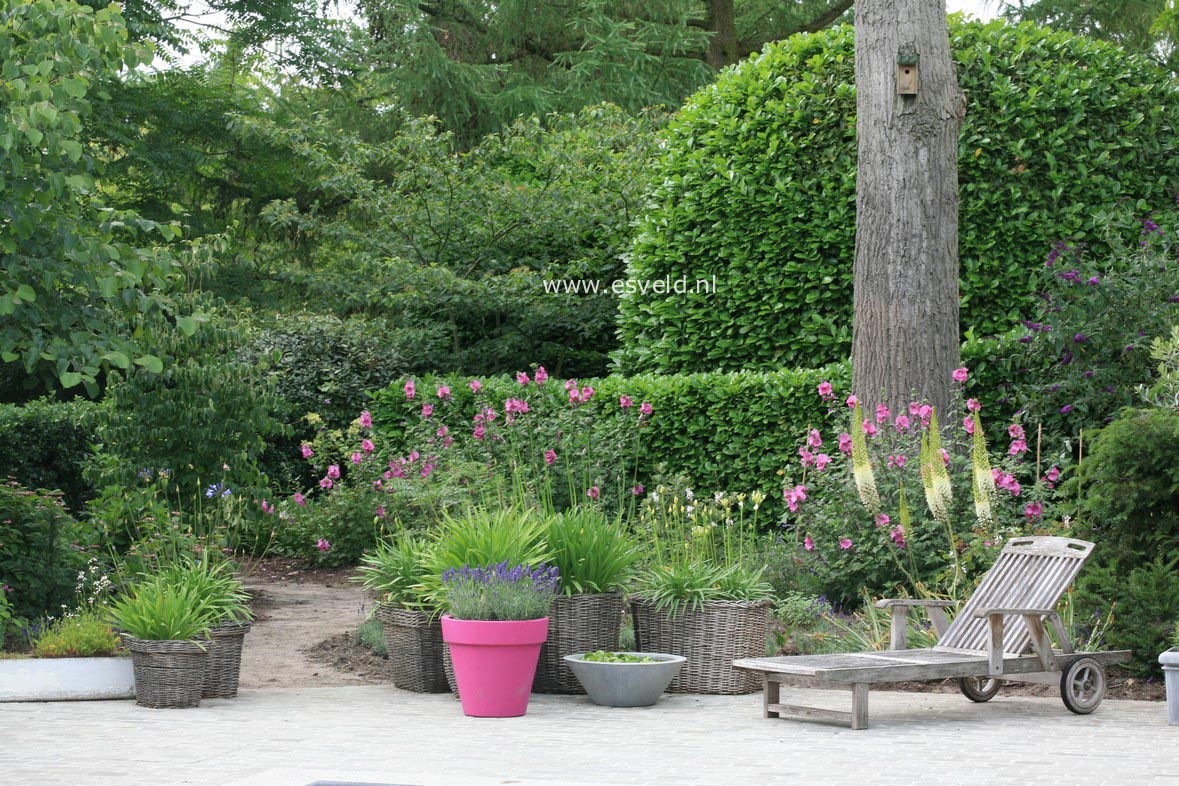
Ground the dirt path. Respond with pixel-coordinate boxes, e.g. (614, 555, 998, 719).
(238, 563, 387, 689)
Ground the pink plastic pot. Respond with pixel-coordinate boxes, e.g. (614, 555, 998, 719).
(441, 615, 549, 717)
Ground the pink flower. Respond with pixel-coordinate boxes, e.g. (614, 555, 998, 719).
(918, 405, 933, 425)
(316, 538, 331, 553)
(351, 452, 362, 465)
(469, 379, 483, 393)
(875, 513, 890, 528)
(952, 367, 969, 383)
(1024, 502, 1043, 520)
(408, 451, 419, 463)
(1009, 439, 1028, 456)
(319, 477, 333, 490)
(293, 492, 306, 507)
(376, 506, 386, 519)
(966, 398, 981, 412)
(807, 429, 822, 448)
(875, 403, 890, 424)
(784, 484, 808, 512)
(535, 366, 549, 385)
(887, 454, 906, 469)
(361, 438, 375, 453)
(894, 415, 911, 432)
(862, 418, 877, 437)
(963, 416, 975, 435)
(564, 379, 577, 392)
(837, 433, 853, 454)
(473, 424, 486, 440)
(619, 395, 634, 408)
(420, 463, 435, 479)
(327, 464, 340, 479)
(373, 479, 383, 490)
(845, 394, 858, 408)
(505, 398, 530, 414)
(301, 444, 314, 459)
(1045, 466, 1061, 486)
(421, 404, 434, 418)
(436, 426, 448, 438)
(639, 401, 653, 416)
(516, 371, 531, 386)
(260, 499, 273, 515)
(890, 525, 906, 548)
(803, 536, 814, 552)
(544, 449, 557, 466)
(587, 486, 600, 500)
(632, 484, 645, 496)
(817, 381, 834, 400)
(404, 379, 416, 399)
(482, 407, 497, 422)
(437, 385, 452, 400)
(1008, 424, 1026, 440)
(359, 411, 373, 429)
(799, 446, 814, 467)
(838, 537, 853, 550)
(909, 401, 922, 416)
(939, 448, 950, 465)
(814, 453, 832, 471)
(580, 386, 594, 402)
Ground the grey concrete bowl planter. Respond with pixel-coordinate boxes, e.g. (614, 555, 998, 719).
(1161, 647, 1179, 726)
(563, 652, 686, 707)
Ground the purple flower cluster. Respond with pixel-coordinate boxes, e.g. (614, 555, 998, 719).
(442, 561, 560, 593)
(443, 561, 560, 621)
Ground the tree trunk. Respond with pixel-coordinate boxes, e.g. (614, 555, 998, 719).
(704, 0, 740, 69)
(851, 0, 965, 420)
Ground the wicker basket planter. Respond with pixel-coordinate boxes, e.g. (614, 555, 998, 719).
(125, 637, 209, 709)
(630, 598, 770, 695)
(375, 605, 449, 693)
(533, 592, 625, 694)
(202, 621, 251, 699)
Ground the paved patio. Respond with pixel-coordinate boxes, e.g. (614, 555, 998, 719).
(2, 686, 1174, 785)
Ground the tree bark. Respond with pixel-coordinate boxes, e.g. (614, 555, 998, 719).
(851, 0, 965, 420)
(703, 0, 740, 69)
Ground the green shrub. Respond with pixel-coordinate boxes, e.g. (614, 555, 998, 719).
(0, 481, 92, 620)
(31, 611, 121, 658)
(1069, 407, 1179, 566)
(355, 536, 435, 610)
(616, 20, 1179, 374)
(545, 508, 640, 596)
(108, 557, 250, 641)
(1072, 557, 1179, 675)
(0, 398, 100, 513)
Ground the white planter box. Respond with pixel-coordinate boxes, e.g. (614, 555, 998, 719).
(0, 656, 134, 702)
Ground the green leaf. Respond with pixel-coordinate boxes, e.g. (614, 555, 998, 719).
(134, 354, 164, 373)
(59, 371, 82, 388)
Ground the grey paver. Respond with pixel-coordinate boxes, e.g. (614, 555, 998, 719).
(0, 686, 1171, 785)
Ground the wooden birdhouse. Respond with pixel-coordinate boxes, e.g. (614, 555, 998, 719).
(896, 49, 919, 95)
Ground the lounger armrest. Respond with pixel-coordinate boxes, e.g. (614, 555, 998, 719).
(874, 599, 956, 609)
(972, 607, 1055, 618)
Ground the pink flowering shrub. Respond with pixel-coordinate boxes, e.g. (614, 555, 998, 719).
(778, 370, 1070, 605)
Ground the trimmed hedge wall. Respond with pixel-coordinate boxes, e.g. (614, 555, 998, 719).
(616, 20, 1179, 373)
(369, 334, 1018, 508)
(0, 398, 99, 513)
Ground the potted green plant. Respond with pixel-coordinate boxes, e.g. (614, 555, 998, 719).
(533, 508, 639, 694)
(109, 558, 250, 709)
(0, 611, 133, 702)
(355, 535, 448, 693)
(440, 561, 559, 717)
(421, 506, 551, 695)
(563, 650, 686, 707)
(631, 482, 773, 695)
(1162, 621, 1179, 726)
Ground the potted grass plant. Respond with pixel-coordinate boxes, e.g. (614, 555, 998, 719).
(355, 535, 448, 693)
(0, 611, 134, 702)
(631, 482, 773, 695)
(533, 507, 639, 694)
(440, 561, 559, 717)
(1162, 621, 1179, 726)
(109, 558, 250, 708)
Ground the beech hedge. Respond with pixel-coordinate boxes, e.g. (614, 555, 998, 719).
(616, 20, 1179, 373)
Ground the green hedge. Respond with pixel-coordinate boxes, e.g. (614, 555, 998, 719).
(0, 398, 99, 514)
(616, 20, 1179, 373)
(368, 333, 1019, 509)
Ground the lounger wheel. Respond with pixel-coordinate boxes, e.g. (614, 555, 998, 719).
(959, 677, 1001, 702)
(1060, 657, 1105, 714)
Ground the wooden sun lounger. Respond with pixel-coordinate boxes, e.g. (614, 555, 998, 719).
(733, 536, 1130, 729)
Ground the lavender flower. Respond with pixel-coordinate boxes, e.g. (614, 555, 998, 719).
(443, 561, 559, 621)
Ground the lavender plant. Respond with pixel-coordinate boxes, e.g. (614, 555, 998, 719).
(442, 562, 559, 621)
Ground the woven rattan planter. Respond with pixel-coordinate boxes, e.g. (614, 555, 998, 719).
(533, 592, 625, 694)
(375, 606, 449, 694)
(631, 598, 770, 695)
(126, 637, 209, 709)
(202, 620, 251, 699)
